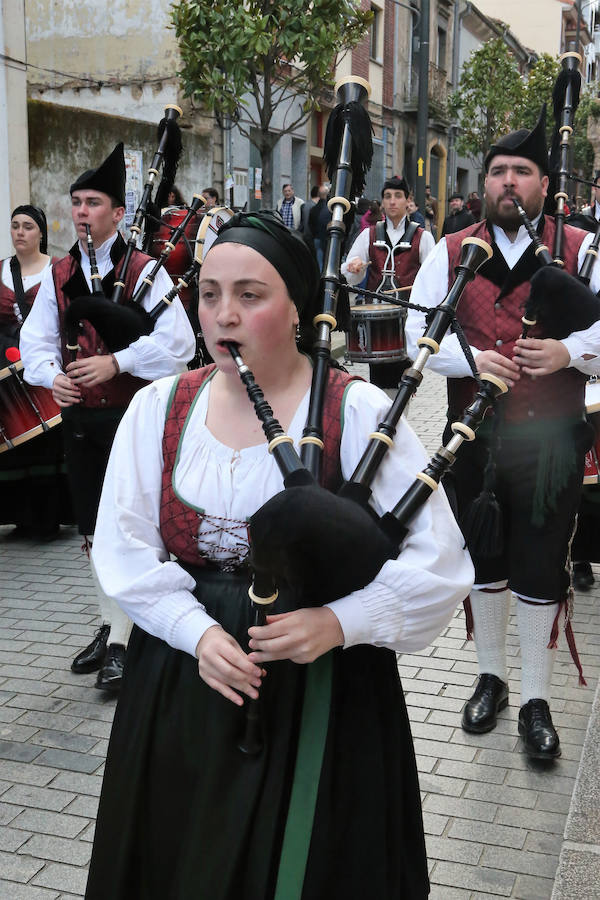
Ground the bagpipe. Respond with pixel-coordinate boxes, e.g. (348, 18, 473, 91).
(512, 53, 600, 338)
(64, 106, 233, 360)
(226, 76, 506, 755)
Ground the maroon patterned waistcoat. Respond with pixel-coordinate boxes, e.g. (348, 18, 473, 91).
(366, 222, 423, 293)
(0, 276, 39, 331)
(160, 365, 361, 565)
(445, 217, 588, 423)
(53, 237, 150, 409)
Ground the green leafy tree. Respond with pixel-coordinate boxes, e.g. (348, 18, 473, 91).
(171, 0, 372, 205)
(517, 53, 559, 130)
(448, 38, 523, 177)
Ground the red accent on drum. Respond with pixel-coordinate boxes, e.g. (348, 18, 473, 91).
(150, 207, 202, 309)
(346, 303, 406, 364)
(5, 347, 20, 363)
(0, 361, 61, 453)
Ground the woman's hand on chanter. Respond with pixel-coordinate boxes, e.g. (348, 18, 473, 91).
(195, 625, 265, 706)
(247, 607, 345, 665)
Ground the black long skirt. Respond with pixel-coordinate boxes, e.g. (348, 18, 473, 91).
(0, 423, 73, 532)
(85, 567, 429, 900)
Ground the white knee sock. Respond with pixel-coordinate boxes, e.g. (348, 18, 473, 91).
(470, 587, 511, 682)
(88, 547, 133, 648)
(516, 599, 560, 706)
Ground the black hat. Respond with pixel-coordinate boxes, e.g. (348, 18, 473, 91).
(448, 192, 464, 202)
(484, 106, 549, 175)
(381, 175, 410, 197)
(70, 143, 126, 206)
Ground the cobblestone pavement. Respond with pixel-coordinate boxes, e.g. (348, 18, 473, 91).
(0, 365, 598, 898)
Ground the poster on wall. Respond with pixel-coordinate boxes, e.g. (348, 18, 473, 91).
(254, 167, 262, 200)
(124, 149, 144, 237)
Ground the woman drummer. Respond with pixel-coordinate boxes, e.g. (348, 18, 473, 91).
(0, 205, 71, 540)
(86, 211, 473, 900)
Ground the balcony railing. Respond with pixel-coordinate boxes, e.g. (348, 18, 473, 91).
(402, 62, 452, 118)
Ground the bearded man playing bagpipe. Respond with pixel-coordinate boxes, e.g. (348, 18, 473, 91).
(406, 107, 600, 760)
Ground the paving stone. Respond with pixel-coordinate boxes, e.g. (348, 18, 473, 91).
(11, 808, 89, 839)
(48, 772, 103, 798)
(29, 730, 98, 755)
(62, 796, 98, 820)
(412, 737, 477, 762)
(552, 848, 600, 900)
(428, 887, 472, 900)
(464, 781, 539, 808)
(19, 834, 91, 866)
(72, 720, 111, 741)
(26, 644, 75, 659)
(0, 723, 41, 742)
(496, 806, 567, 834)
(0, 802, 23, 826)
(430, 859, 515, 896)
(449, 818, 526, 850)
(523, 829, 563, 855)
(513, 873, 555, 900)
(0, 824, 31, 851)
(2, 785, 75, 813)
(481, 844, 558, 878)
(34, 749, 103, 776)
(0, 679, 57, 696)
(506, 768, 576, 796)
(436, 759, 508, 785)
(32, 860, 88, 895)
(422, 794, 497, 824)
(425, 834, 482, 865)
(0, 760, 58, 787)
(0, 879, 59, 898)
(0, 847, 45, 881)
(5, 695, 69, 714)
(418, 772, 466, 798)
(0, 740, 44, 763)
(57, 701, 117, 724)
(421, 811, 448, 836)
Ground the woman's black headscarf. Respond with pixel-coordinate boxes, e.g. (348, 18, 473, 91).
(11, 205, 48, 254)
(210, 210, 321, 354)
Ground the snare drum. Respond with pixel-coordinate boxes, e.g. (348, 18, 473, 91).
(151, 207, 202, 308)
(0, 361, 62, 454)
(346, 303, 406, 364)
(194, 206, 234, 263)
(583, 380, 600, 484)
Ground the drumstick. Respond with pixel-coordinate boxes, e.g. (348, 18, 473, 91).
(381, 285, 413, 294)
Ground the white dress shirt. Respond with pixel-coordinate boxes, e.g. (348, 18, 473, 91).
(92, 375, 474, 658)
(406, 217, 600, 378)
(341, 216, 435, 286)
(19, 232, 195, 387)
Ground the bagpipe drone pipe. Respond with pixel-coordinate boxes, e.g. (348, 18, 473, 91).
(226, 76, 507, 755)
(513, 52, 600, 335)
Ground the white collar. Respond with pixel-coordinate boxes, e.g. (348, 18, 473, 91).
(78, 230, 119, 262)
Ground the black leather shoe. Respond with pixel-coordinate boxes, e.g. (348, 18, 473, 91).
(71, 625, 110, 674)
(462, 673, 509, 733)
(518, 699, 561, 759)
(573, 561, 594, 592)
(95, 644, 126, 693)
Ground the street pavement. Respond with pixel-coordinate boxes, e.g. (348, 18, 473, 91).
(0, 364, 599, 898)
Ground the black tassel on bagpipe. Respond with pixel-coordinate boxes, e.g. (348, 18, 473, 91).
(142, 114, 184, 253)
(323, 94, 373, 200)
(459, 439, 503, 559)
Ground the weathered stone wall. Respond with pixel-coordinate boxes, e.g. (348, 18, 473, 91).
(28, 100, 212, 258)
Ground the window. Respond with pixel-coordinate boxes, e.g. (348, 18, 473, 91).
(370, 6, 381, 60)
(437, 25, 447, 71)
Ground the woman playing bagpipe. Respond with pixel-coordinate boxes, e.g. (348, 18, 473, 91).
(0, 205, 72, 539)
(84, 208, 473, 900)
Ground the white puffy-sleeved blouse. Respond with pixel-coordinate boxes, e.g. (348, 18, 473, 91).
(92, 373, 474, 658)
